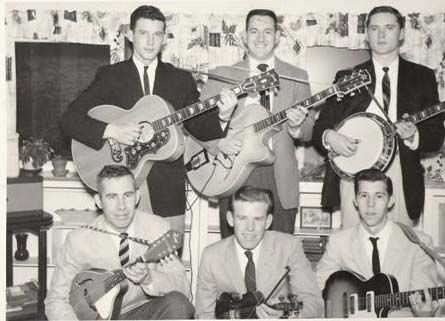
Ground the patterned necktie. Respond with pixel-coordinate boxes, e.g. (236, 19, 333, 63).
(369, 237, 381, 275)
(257, 64, 270, 110)
(382, 67, 390, 113)
(143, 66, 150, 95)
(244, 250, 256, 292)
(119, 232, 130, 267)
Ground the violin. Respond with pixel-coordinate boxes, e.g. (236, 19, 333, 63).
(215, 291, 303, 319)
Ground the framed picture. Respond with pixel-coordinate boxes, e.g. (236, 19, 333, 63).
(300, 206, 332, 229)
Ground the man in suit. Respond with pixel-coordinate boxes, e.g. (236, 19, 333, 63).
(316, 168, 440, 317)
(195, 186, 324, 319)
(312, 5, 444, 228)
(61, 5, 236, 235)
(45, 165, 194, 320)
(199, 9, 314, 236)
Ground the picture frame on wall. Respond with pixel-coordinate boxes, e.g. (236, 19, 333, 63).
(300, 206, 332, 229)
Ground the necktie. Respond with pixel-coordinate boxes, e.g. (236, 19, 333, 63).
(119, 232, 130, 267)
(244, 250, 256, 292)
(143, 66, 150, 95)
(257, 64, 270, 111)
(382, 67, 390, 113)
(369, 237, 381, 275)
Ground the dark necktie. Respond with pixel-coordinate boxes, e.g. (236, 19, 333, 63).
(257, 64, 270, 111)
(143, 66, 150, 95)
(369, 237, 381, 275)
(382, 67, 390, 113)
(119, 232, 130, 267)
(244, 250, 256, 292)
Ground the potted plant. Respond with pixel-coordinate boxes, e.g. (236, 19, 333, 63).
(51, 154, 68, 176)
(19, 137, 53, 172)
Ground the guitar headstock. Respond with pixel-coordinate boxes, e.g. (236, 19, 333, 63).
(241, 69, 280, 95)
(141, 230, 183, 263)
(334, 69, 371, 99)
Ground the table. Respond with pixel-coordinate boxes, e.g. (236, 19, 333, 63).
(6, 211, 53, 320)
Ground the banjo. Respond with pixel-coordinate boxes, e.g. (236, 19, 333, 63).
(329, 101, 445, 181)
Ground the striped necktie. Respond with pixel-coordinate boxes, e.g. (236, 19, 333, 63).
(257, 64, 270, 111)
(119, 232, 129, 267)
(382, 67, 390, 113)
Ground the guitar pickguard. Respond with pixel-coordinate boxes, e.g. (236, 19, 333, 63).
(124, 129, 171, 169)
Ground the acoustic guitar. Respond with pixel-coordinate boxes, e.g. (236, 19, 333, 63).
(323, 270, 445, 318)
(72, 70, 279, 191)
(184, 70, 371, 198)
(69, 230, 183, 320)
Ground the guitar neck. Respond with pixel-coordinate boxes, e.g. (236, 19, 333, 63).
(253, 85, 337, 132)
(151, 84, 242, 132)
(105, 270, 127, 292)
(402, 101, 445, 125)
(375, 285, 445, 309)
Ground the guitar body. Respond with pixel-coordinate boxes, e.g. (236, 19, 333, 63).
(70, 268, 129, 320)
(72, 95, 184, 191)
(323, 271, 399, 318)
(184, 103, 280, 198)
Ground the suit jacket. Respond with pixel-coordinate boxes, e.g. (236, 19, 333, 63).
(195, 231, 324, 318)
(61, 59, 224, 216)
(45, 211, 190, 320)
(199, 58, 314, 208)
(316, 222, 439, 294)
(312, 58, 444, 220)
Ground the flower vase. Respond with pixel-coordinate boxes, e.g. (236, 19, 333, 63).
(14, 233, 29, 261)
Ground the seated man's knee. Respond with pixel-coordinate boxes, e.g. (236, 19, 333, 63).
(163, 291, 195, 319)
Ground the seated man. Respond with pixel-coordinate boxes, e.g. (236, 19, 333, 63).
(195, 186, 323, 319)
(316, 168, 440, 317)
(45, 165, 194, 320)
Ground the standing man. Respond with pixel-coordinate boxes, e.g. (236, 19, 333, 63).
(45, 165, 194, 320)
(61, 5, 236, 235)
(195, 186, 324, 319)
(200, 9, 315, 236)
(316, 168, 440, 317)
(312, 6, 444, 228)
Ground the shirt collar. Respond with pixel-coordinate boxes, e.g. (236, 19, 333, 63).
(359, 219, 393, 242)
(233, 237, 263, 262)
(132, 55, 158, 76)
(248, 56, 275, 73)
(103, 216, 135, 238)
(373, 56, 399, 77)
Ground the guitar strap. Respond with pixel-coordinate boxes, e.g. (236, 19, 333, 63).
(80, 225, 152, 246)
(396, 222, 445, 268)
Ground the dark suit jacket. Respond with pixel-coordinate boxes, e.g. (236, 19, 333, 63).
(62, 59, 224, 216)
(312, 58, 444, 220)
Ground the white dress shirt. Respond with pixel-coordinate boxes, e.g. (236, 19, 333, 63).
(359, 220, 393, 268)
(133, 55, 158, 95)
(234, 238, 263, 282)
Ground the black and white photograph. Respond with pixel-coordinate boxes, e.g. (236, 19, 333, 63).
(3, 0, 445, 319)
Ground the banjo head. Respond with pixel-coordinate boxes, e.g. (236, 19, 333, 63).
(330, 112, 395, 181)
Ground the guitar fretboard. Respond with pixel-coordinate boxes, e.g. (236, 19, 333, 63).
(372, 285, 445, 309)
(152, 84, 242, 132)
(404, 101, 445, 125)
(253, 86, 338, 133)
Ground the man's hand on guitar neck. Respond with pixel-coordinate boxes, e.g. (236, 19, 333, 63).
(104, 122, 142, 146)
(123, 262, 152, 285)
(409, 289, 440, 317)
(217, 89, 238, 122)
(323, 129, 360, 157)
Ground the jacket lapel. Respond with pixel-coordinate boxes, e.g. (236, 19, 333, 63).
(382, 225, 404, 273)
(256, 233, 276, 295)
(224, 238, 246, 293)
(350, 226, 374, 279)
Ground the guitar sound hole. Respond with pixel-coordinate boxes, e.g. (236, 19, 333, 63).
(138, 121, 154, 144)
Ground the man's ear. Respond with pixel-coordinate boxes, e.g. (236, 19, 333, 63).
(127, 31, 134, 43)
(94, 194, 103, 209)
(388, 195, 395, 210)
(135, 189, 141, 205)
(240, 31, 248, 50)
(265, 214, 273, 229)
(353, 198, 358, 210)
(398, 28, 405, 45)
(274, 30, 280, 47)
(227, 211, 234, 227)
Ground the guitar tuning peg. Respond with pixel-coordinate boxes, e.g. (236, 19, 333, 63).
(278, 295, 285, 302)
(350, 92, 355, 96)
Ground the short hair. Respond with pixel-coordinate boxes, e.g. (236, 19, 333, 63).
(366, 6, 405, 29)
(246, 9, 278, 31)
(228, 185, 274, 215)
(130, 5, 166, 31)
(97, 165, 135, 193)
(354, 168, 393, 196)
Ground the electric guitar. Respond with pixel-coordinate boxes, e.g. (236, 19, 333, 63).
(323, 270, 445, 318)
(69, 230, 183, 320)
(184, 70, 371, 198)
(71, 70, 279, 191)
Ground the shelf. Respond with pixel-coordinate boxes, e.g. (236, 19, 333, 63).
(294, 227, 339, 237)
